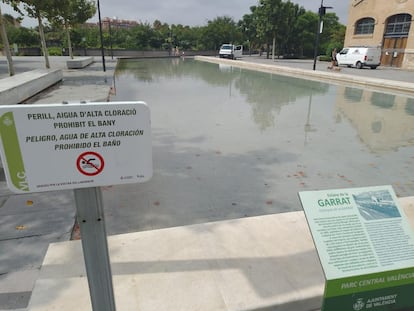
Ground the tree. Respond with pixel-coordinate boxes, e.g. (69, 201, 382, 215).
(0, 1, 22, 75)
(5, 24, 38, 47)
(248, 1, 344, 59)
(201, 16, 241, 51)
(255, 0, 286, 60)
(129, 23, 153, 50)
(3, 12, 21, 25)
(295, 11, 318, 57)
(239, 13, 257, 55)
(47, 0, 96, 59)
(278, 1, 306, 57)
(169, 24, 193, 51)
(0, 4, 14, 75)
(320, 13, 345, 56)
(0, 3, 345, 57)
(13, 0, 53, 68)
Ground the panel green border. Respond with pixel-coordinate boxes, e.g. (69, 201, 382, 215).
(0, 111, 28, 192)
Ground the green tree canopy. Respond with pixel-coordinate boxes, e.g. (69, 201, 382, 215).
(1, 0, 345, 59)
(201, 16, 241, 50)
(47, 0, 96, 58)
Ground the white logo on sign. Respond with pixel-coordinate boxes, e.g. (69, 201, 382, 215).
(3, 116, 13, 126)
(353, 298, 365, 311)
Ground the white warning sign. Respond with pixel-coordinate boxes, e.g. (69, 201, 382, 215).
(0, 101, 152, 193)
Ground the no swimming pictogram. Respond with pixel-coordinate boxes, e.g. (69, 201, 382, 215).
(76, 151, 105, 176)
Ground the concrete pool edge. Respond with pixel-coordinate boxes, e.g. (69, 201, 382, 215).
(195, 56, 414, 96)
(28, 197, 414, 311)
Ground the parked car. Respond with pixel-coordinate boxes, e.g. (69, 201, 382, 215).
(336, 46, 381, 69)
(219, 44, 243, 60)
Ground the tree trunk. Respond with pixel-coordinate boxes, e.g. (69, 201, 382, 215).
(37, 11, 50, 69)
(0, 6, 14, 76)
(266, 42, 270, 59)
(272, 36, 276, 61)
(65, 23, 73, 59)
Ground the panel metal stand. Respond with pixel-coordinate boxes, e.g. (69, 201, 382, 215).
(74, 187, 116, 311)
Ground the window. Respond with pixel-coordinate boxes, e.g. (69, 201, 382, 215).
(344, 87, 363, 103)
(355, 18, 375, 35)
(406, 98, 414, 116)
(371, 92, 395, 109)
(385, 14, 411, 37)
(339, 48, 349, 55)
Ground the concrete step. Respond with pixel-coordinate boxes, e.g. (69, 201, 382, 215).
(28, 197, 414, 310)
(28, 211, 324, 310)
(66, 57, 94, 69)
(0, 69, 62, 105)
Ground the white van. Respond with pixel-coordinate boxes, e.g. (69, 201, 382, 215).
(336, 47, 381, 69)
(219, 44, 243, 60)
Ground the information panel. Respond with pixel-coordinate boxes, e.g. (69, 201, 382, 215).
(0, 101, 152, 193)
(299, 185, 414, 311)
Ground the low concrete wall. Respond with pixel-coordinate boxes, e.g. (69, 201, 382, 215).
(0, 48, 218, 58)
(66, 57, 94, 69)
(0, 69, 63, 105)
(72, 48, 217, 58)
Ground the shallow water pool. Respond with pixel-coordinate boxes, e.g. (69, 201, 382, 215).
(108, 58, 414, 231)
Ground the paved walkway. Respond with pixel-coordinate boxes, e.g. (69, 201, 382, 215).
(27, 198, 414, 311)
(0, 56, 116, 311)
(0, 55, 413, 310)
(242, 55, 414, 84)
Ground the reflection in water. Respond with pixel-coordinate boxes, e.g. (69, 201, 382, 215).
(236, 71, 328, 130)
(115, 58, 329, 131)
(111, 58, 414, 218)
(344, 87, 363, 103)
(406, 98, 414, 115)
(371, 121, 382, 134)
(371, 92, 395, 109)
(116, 58, 237, 87)
(336, 86, 414, 153)
(304, 94, 317, 146)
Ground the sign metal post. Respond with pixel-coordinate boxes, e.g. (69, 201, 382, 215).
(74, 187, 116, 311)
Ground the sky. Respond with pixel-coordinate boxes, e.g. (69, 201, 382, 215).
(1, 0, 349, 28)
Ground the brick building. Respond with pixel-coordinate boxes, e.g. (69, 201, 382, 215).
(345, 0, 414, 69)
(101, 17, 138, 30)
(83, 17, 139, 30)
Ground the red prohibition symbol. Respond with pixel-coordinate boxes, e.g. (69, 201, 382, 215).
(76, 151, 105, 176)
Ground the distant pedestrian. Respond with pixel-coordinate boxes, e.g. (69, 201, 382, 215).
(259, 46, 264, 56)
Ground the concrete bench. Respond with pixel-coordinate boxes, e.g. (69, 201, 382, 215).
(66, 57, 94, 69)
(0, 69, 63, 105)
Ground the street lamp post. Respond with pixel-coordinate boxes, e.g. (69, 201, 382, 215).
(312, 0, 333, 70)
(97, 0, 106, 72)
(108, 19, 114, 59)
(168, 26, 172, 56)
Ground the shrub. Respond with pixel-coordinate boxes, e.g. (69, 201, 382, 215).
(319, 55, 331, 62)
(48, 47, 63, 56)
